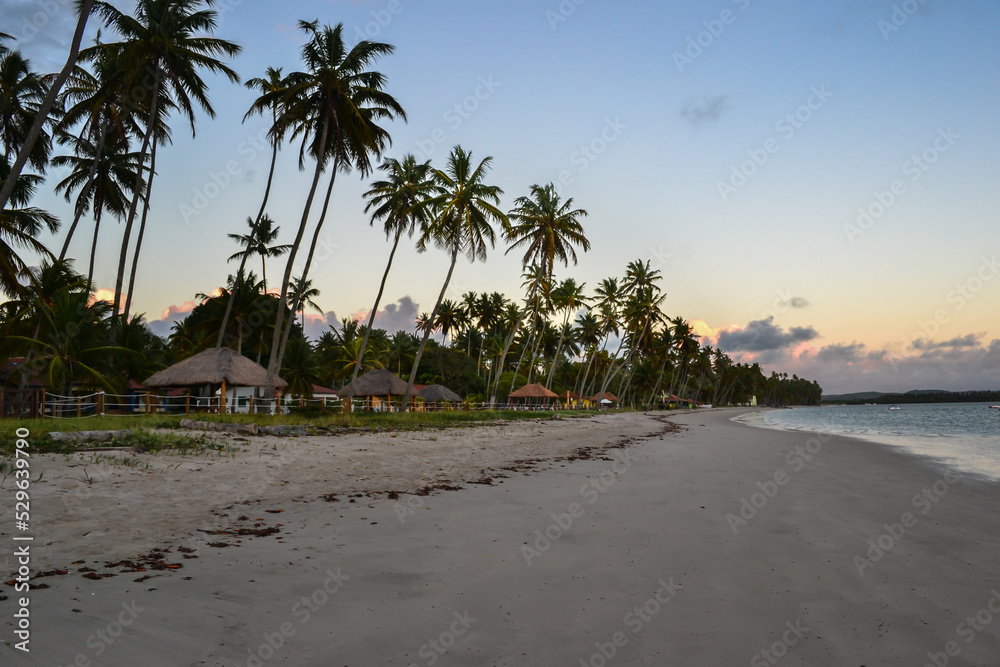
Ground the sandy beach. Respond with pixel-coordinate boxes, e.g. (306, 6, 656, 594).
(3, 409, 1000, 665)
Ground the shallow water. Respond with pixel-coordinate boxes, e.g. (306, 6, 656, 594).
(736, 403, 1000, 480)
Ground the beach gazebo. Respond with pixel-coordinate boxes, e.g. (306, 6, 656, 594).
(143, 347, 287, 414)
(419, 384, 462, 411)
(338, 369, 409, 412)
(589, 391, 619, 409)
(509, 383, 559, 410)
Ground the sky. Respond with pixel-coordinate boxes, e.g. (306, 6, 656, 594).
(6, 0, 1000, 394)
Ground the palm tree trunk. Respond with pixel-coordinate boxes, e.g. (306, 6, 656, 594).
(58, 207, 86, 263)
(0, 0, 94, 212)
(88, 209, 103, 286)
(274, 157, 338, 376)
(545, 311, 571, 389)
(509, 314, 535, 390)
(110, 68, 160, 339)
(218, 132, 279, 347)
(489, 276, 540, 407)
(265, 122, 330, 396)
(351, 227, 401, 385)
(401, 247, 458, 411)
(123, 141, 157, 320)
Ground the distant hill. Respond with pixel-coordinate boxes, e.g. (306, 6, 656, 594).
(821, 391, 887, 402)
(822, 389, 1000, 404)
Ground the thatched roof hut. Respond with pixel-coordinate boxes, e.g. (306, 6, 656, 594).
(419, 384, 462, 402)
(589, 391, 619, 403)
(509, 383, 559, 399)
(338, 369, 408, 398)
(144, 348, 286, 389)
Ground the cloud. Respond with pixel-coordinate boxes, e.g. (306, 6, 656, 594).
(784, 296, 810, 309)
(303, 311, 341, 342)
(349, 295, 420, 335)
(681, 95, 731, 127)
(746, 335, 1000, 395)
(910, 333, 982, 350)
(716, 317, 819, 353)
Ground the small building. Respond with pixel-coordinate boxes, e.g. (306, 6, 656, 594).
(589, 391, 619, 409)
(419, 384, 463, 411)
(143, 347, 287, 414)
(509, 383, 559, 409)
(338, 369, 410, 412)
(662, 394, 695, 409)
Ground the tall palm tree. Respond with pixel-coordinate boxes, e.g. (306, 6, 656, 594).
(400, 146, 509, 410)
(351, 154, 434, 384)
(490, 183, 588, 405)
(0, 0, 96, 213)
(51, 46, 148, 268)
(256, 20, 405, 394)
(87, 0, 241, 330)
(226, 215, 290, 291)
(216, 66, 289, 347)
(0, 157, 59, 297)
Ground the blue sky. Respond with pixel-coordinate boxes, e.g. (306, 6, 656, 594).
(7, 0, 1000, 393)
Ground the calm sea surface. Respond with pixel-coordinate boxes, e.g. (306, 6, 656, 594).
(736, 403, 1000, 480)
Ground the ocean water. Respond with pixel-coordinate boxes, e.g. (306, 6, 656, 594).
(736, 403, 1000, 480)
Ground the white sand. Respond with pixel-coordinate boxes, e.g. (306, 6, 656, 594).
(2, 409, 999, 665)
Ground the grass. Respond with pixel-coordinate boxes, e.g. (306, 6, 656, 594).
(0, 409, 600, 454)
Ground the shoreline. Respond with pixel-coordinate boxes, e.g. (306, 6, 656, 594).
(737, 405, 1000, 482)
(2, 409, 999, 664)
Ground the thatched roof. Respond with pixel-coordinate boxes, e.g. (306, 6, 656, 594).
(419, 384, 462, 402)
(144, 348, 287, 389)
(338, 369, 409, 397)
(589, 391, 619, 402)
(509, 383, 559, 399)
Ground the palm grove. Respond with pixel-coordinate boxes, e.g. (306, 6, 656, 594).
(0, 1, 822, 409)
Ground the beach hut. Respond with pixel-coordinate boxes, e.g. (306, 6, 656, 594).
(589, 391, 619, 409)
(419, 384, 462, 411)
(662, 393, 694, 409)
(143, 347, 287, 414)
(338, 369, 409, 412)
(562, 390, 587, 409)
(509, 383, 559, 410)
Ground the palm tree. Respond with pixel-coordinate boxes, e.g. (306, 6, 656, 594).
(87, 0, 241, 329)
(0, 0, 96, 213)
(10, 289, 124, 405)
(573, 308, 601, 400)
(227, 215, 290, 292)
(0, 48, 51, 170)
(217, 66, 290, 347)
(287, 275, 322, 329)
(351, 154, 434, 384)
(0, 157, 59, 297)
(434, 299, 463, 346)
(52, 130, 144, 284)
(400, 146, 509, 410)
(51, 45, 146, 269)
(490, 183, 589, 405)
(255, 21, 405, 394)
